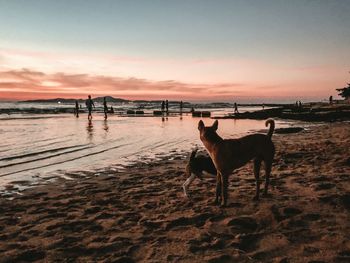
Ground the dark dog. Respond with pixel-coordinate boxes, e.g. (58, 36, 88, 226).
(183, 149, 217, 197)
(198, 119, 275, 206)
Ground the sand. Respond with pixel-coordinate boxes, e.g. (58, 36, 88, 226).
(0, 122, 349, 262)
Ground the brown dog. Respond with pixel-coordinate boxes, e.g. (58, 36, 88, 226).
(198, 119, 275, 207)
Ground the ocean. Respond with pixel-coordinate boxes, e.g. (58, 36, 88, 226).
(0, 102, 297, 194)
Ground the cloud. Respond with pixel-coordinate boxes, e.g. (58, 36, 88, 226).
(0, 68, 248, 100)
(1, 46, 345, 101)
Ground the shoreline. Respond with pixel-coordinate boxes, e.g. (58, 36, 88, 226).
(1, 102, 350, 122)
(0, 122, 349, 262)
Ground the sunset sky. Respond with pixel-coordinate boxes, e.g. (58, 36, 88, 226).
(0, 0, 349, 102)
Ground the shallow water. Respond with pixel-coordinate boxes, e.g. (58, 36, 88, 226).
(0, 109, 295, 191)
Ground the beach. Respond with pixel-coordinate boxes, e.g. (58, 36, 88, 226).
(0, 122, 349, 262)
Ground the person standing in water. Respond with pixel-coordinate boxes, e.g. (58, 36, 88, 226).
(180, 101, 183, 114)
(329, 95, 333, 105)
(165, 100, 169, 115)
(74, 100, 79, 118)
(103, 97, 108, 120)
(234, 102, 239, 114)
(85, 95, 95, 120)
(161, 100, 165, 113)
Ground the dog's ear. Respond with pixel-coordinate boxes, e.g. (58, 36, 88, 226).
(198, 120, 204, 131)
(212, 120, 218, 130)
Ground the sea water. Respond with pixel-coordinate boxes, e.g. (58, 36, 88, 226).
(0, 106, 295, 192)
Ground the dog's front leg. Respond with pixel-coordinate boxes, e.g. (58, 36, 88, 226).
(215, 172, 222, 205)
(221, 173, 228, 207)
(183, 174, 196, 198)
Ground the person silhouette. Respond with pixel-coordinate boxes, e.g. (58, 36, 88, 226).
(234, 102, 239, 114)
(161, 101, 165, 113)
(74, 100, 79, 118)
(85, 95, 95, 120)
(103, 97, 108, 120)
(165, 100, 169, 114)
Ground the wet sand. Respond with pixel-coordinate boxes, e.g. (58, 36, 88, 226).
(0, 122, 349, 262)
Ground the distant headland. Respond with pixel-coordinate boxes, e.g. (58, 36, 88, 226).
(21, 96, 129, 104)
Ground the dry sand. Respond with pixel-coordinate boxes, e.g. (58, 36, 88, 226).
(0, 122, 349, 262)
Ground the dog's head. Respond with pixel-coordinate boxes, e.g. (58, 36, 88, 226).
(198, 120, 219, 142)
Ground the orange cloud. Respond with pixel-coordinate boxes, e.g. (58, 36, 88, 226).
(0, 66, 345, 102)
(0, 68, 248, 101)
(1, 47, 347, 102)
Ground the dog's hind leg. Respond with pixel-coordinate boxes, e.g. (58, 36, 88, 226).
(253, 158, 262, 200)
(215, 172, 222, 205)
(263, 160, 272, 196)
(221, 173, 229, 207)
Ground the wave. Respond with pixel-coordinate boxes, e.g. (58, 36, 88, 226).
(0, 144, 91, 162)
(0, 145, 93, 169)
(0, 142, 131, 177)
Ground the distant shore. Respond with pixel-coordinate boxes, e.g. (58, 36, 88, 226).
(0, 122, 349, 262)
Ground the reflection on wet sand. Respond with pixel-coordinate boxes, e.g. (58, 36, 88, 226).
(103, 119, 109, 132)
(86, 119, 94, 140)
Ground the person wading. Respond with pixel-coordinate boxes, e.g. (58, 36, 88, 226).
(85, 95, 95, 120)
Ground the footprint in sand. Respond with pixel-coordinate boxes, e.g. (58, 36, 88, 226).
(187, 234, 227, 253)
(227, 216, 258, 233)
(112, 256, 134, 263)
(232, 232, 263, 252)
(271, 205, 285, 221)
(165, 212, 215, 230)
(8, 249, 46, 262)
(287, 219, 308, 228)
(283, 207, 303, 218)
(84, 206, 101, 215)
(336, 250, 350, 262)
(314, 182, 336, 191)
(94, 212, 115, 220)
(303, 246, 320, 255)
(340, 193, 350, 210)
(302, 213, 321, 221)
(312, 175, 328, 182)
(318, 194, 338, 206)
(207, 255, 233, 263)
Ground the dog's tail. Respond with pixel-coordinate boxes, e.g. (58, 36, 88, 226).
(265, 119, 275, 138)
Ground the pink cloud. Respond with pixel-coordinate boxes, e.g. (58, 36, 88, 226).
(0, 68, 248, 101)
(0, 47, 347, 101)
